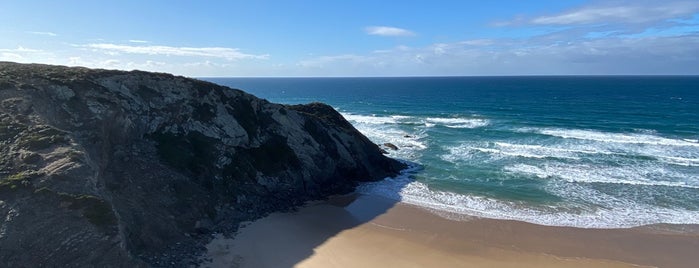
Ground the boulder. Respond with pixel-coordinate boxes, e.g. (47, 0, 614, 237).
(384, 142, 399, 150)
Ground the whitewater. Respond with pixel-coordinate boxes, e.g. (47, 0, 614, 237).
(208, 76, 699, 228)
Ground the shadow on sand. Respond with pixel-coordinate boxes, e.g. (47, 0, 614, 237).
(201, 161, 699, 268)
(202, 165, 419, 268)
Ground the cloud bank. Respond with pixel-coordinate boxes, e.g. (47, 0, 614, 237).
(499, 1, 699, 26)
(293, 35, 699, 76)
(83, 43, 269, 61)
(301, 1, 699, 76)
(365, 26, 416, 37)
(2, 1, 698, 76)
(26, 31, 57, 37)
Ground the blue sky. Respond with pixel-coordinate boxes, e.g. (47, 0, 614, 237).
(1, 0, 699, 76)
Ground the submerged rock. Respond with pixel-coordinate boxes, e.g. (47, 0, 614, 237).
(0, 62, 405, 267)
(384, 142, 399, 150)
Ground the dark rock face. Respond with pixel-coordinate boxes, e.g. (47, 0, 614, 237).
(0, 62, 405, 267)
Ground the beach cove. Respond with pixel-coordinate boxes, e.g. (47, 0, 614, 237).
(202, 194, 699, 268)
(203, 76, 699, 267)
(210, 77, 699, 229)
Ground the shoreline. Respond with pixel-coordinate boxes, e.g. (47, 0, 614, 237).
(202, 193, 699, 268)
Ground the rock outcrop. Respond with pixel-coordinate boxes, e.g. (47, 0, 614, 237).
(0, 62, 405, 267)
(383, 142, 399, 151)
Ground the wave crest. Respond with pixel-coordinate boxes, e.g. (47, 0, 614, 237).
(523, 128, 699, 147)
(358, 173, 699, 228)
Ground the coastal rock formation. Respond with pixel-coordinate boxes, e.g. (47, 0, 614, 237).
(383, 142, 399, 151)
(0, 62, 405, 266)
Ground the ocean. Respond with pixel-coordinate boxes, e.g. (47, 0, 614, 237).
(205, 76, 699, 228)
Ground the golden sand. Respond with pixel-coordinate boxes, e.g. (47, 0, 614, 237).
(202, 195, 699, 268)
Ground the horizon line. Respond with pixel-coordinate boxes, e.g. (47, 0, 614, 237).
(198, 74, 699, 79)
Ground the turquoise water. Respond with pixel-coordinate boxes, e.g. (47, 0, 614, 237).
(206, 77, 699, 228)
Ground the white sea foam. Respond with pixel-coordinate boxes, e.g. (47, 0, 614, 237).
(341, 113, 407, 125)
(656, 155, 699, 167)
(440, 144, 480, 163)
(425, 117, 489, 128)
(468, 146, 559, 160)
(441, 142, 597, 162)
(494, 142, 602, 155)
(340, 112, 490, 130)
(619, 143, 699, 167)
(352, 124, 427, 153)
(504, 163, 699, 189)
(343, 111, 699, 228)
(340, 112, 428, 160)
(442, 132, 699, 169)
(524, 128, 699, 147)
(491, 142, 583, 159)
(440, 139, 699, 188)
(357, 172, 699, 228)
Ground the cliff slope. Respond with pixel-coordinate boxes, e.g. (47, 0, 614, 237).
(0, 62, 404, 267)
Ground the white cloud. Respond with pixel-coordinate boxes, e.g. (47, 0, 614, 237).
(0, 53, 24, 61)
(26, 31, 57, 37)
(65, 56, 183, 70)
(128, 39, 150, 43)
(68, 57, 122, 67)
(0, 47, 45, 61)
(0, 46, 61, 66)
(365, 26, 416, 37)
(297, 54, 369, 69)
(460, 39, 494, 46)
(0, 46, 43, 53)
(143, 60, 166, 67)
(293, 34, 699, 76)
(530, 1, 699, 25)
(83, 43, 269, 61)
(183, 61, 232, 68)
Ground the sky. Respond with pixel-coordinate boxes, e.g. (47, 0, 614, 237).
(1, 0, 699, 77)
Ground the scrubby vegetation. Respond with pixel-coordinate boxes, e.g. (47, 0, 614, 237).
(17, 126, 68, 150)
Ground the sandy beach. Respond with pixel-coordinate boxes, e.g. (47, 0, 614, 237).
(202, 194, 699, 268)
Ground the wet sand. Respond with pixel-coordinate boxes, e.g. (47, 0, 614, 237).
(202, 194, 699, 268)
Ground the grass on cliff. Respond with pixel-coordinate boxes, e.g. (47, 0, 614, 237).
(17, 126, 69, 150)
(0, 171, 42, 191)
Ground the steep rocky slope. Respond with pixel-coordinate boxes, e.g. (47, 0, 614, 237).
(0, 62, 405, 267)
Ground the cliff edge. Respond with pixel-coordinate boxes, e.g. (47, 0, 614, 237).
(0, 62, 405, 266)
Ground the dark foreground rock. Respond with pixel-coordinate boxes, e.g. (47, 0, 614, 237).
(0, 62, 405, 267)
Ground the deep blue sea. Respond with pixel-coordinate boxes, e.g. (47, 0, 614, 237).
(205, 76, 699, 228)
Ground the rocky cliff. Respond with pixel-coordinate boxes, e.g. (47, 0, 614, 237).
(0, 62, 405, 267)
